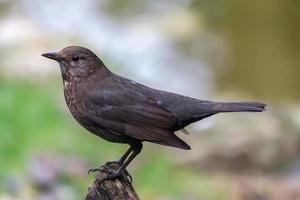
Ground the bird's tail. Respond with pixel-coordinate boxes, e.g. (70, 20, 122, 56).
(204, 101, 266, 113)
(176, 101, 266, 130)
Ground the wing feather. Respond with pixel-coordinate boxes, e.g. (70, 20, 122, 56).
(125, 124, 190, 149)
(84, 87, 189, 149)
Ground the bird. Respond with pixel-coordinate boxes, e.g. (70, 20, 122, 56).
(42, 46, 266, 180)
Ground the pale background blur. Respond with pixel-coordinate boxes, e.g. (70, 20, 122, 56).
(0, 0, 299, 200)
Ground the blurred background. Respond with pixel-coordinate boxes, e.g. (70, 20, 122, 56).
(0, 0, 299, 199)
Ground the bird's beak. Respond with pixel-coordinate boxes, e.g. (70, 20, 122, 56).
(41, 52, 62, 61)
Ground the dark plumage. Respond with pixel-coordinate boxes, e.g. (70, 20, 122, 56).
(42, 46, 266, 179)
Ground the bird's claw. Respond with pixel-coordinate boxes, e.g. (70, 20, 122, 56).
(127, 172, 133, 183)
(87, 167, 102, 174)
(105, 160, 122, 166)
(101, 165, 130, 182)
(102, 170, 122, 181)
(87, 161, 115, 175)
(88, 162, 133, 183)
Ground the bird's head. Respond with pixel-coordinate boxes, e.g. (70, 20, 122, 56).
(42, 46, 107, 79)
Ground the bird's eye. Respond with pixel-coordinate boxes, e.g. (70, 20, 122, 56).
(72, 55, 80, 62)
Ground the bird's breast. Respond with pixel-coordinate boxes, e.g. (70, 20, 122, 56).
(63, 80, 86, 123)
(62, 80, 127, 143)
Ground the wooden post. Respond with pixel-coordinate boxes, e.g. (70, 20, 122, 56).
(85, 162, 140, 200)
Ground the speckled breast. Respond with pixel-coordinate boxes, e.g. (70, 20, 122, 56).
(63, 80, 128, 144)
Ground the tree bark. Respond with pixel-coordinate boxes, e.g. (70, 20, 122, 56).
(85, 162, 140, 200)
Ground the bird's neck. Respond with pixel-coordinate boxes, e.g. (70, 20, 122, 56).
(63, 65, 112, 83)
(95, 66, 113, 80)
(62, 67, 112, 116)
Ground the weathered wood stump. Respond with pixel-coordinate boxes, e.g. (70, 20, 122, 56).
(85, 162, 140, 200)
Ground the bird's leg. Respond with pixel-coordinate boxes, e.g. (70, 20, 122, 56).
(105, 146, 132, 166)
(88, 146, 132, 174)
(101, 147, 135, 182)
(101, 142, 143, 181)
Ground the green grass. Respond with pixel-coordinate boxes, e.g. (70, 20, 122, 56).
(0, 78, 230, 199)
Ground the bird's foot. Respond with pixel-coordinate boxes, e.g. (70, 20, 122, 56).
(87, 167, 102, 174)
(88, 161, 133, 183)
(101, 168, 122, 181)
(105, 160, 122, 166)
(101, 164, 133, 183)
(87, 160, 120, 174)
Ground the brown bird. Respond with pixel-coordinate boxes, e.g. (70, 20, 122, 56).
(42, 46, 265, 179)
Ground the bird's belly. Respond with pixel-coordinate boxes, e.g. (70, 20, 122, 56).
(63, 85, 128, 144)
(79, 119, 128, 143)
(66, 103, 125, 143)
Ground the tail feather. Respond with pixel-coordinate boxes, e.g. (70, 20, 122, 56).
(175, 100, 266, 130)
(206, 101, 266, 113)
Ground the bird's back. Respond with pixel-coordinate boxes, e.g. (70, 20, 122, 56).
(106, 74, 265, 131)
(104, 74, 209, 130)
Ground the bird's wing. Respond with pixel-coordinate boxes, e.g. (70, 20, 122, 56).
(84, 87, 190, 149)
(85, 88, 177, 129)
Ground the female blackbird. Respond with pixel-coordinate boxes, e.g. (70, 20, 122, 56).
(42, 46, 265, 180)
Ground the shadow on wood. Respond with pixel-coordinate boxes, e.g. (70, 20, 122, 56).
(85, 162, 140, 200)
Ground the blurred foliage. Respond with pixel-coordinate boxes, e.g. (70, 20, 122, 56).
(0, 1, 11, 18)
(217, 0, 300, 101)
(100, 0, 151, 18)
(188, 0, 300, 101)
